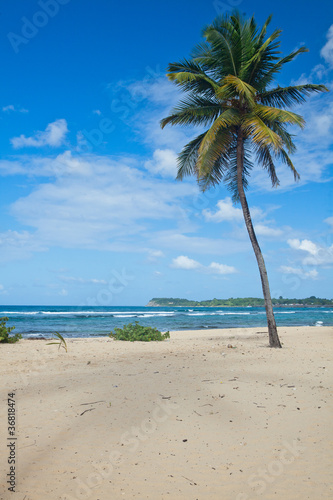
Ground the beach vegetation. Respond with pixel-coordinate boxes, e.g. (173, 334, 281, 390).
(0, 317, 22, 344)
(161, 11, 328, 347)
(46, 332, 68, 352)
(110, 321, 170, 341)
(148, 297, 333, 307)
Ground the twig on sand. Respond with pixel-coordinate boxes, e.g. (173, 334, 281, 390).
(80, 408, 96, 416)
(19, 440, 36, 449)
(182, 475, 197, 485)
(80, 400, 106, 406)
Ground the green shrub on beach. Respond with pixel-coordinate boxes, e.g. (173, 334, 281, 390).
(110, 321, 170, 342)
(0, 317, 22, 344)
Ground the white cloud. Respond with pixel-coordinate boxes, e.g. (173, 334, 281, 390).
(127, 76, 181, 107)
(146, 249, 165, 262)
(154, 231, 250, 255)
(0, 284, 8, 295)
(171, 255, 201, 270)
(279, 266, 318, 279)
(75, 131, 89, 152)
(59, 276, 108, 285)
(321, 24, 333, 67)
(93, 109, 101, 115)
(203, 199, 284, 240)
(171, 255, 237, 275)
(144, 149, 178, 178)
(303, 249, 333, 266)
(3, 105, 15, 112)
(203, 197, 265, 223)
(117, 75, 199, 153)
(3, 152, 193, 252)
(254, 224, 283, 238)
(10, 119, 68, 148)
(208, 262, 237, 275)
(288, 238, 319, 255)
(2, 104, 28, 113)
(287, 238, 333, 266)
(325, 216, 333, 229)
(0, 151, 93, 178)
(0, 230, 47, 261)
(312, 111, 333, 136)
(149, 250, 164, 258)
(203, 197, 243, 222)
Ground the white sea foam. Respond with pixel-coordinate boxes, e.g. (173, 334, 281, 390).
(112, 311, 175, 316)
(1, 311, 38, 315)
(217, 312, 252, 316)
(112, 314, 137, 318)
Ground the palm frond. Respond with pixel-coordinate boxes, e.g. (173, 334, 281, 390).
(176, 133, 206, 180)
(217, 75, 256, 106)
(166, 59, 219, 97)
(260, 84, 329, 107)
(160, 95, 222, 129)
(197, 110, 239, 173)
(278, 149, 300, 181)
(255, 144, 280, 186)
(203, 21, 238, 76)
(223, 139, 253, 201)
(243, 114, 283, 151)
(47, 332, 68, 352)
(197, 138, 234, 191)
(254, 14, 273, 46)
(268, 121, 296, 154)
(254, 104, 305, 128)
(245, 28, 282, 85)
(257, 47, 308, 89)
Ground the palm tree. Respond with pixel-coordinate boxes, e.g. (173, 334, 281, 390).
(161, 11, 328, 347)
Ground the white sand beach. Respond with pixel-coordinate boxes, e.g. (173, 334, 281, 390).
(0, 326, 332, 499)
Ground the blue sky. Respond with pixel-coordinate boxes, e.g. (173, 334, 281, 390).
(0, 0, 332, 305)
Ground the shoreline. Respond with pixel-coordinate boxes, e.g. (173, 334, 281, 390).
(1, 326, 332, 499)
(20, 323, 331, 340)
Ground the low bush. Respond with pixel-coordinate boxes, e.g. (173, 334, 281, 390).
(110, 321, 170, 342)
(0, 317, 22, 344)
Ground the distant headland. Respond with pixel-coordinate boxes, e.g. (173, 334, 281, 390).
(146, 296, 333, 307)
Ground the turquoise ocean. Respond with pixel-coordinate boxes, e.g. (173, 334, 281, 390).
(1, 305, 332, 339)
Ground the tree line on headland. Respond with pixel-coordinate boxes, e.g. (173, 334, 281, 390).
(146, 297, 333, 307)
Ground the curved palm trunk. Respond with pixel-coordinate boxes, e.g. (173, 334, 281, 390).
(236, 131, 282, 348)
